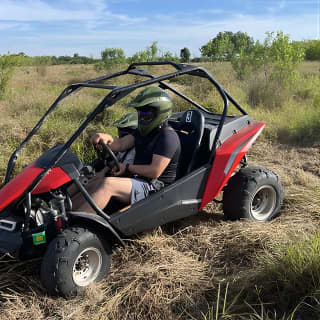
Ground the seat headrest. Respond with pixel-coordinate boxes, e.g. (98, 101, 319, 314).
(180, 109, 205, 132)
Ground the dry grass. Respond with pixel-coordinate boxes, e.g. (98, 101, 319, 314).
(0, 140, 318, 319)
(0, 63, 319, 319)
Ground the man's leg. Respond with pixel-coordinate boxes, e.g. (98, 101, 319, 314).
(67, 167, 109, 198)
(72, 176, 132, 213)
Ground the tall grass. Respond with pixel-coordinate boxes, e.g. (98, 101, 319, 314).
(0, 61, 320, 319)
(231, 234, 320, 319)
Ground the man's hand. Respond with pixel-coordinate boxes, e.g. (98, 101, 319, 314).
(113, 162, 126, 176)
(91, 133, 114, 145)
(91, 133, 135, 153)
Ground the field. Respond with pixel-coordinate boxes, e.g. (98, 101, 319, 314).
(0, 62, 319, 319)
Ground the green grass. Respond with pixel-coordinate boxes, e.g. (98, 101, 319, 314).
(198, 233, 320, 320)
(0, 61, 320, 319)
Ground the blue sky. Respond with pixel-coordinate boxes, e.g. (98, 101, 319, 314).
(0, 0, 319, 58)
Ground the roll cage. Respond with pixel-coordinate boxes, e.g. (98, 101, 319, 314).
(4, 61, 248, 210)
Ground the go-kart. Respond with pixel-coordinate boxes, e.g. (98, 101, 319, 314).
(0, 61, 284, 296)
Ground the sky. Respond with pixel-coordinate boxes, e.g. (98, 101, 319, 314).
(0, 0, 319, 58)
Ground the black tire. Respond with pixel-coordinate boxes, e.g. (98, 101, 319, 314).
(223, 166, 284, 221)
(40, 226, 111, 297)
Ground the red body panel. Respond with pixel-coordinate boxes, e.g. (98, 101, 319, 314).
(0, 164, 71, 212)
(200, 121, 265, 210)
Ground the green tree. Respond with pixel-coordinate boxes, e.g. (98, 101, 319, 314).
(128, 50, 150, 63)
(304, 40, 320, 60)
(266, 31, 305, 85)
(0, 53, 21, 99)
(180, 47, 191, 62)
(232, 31, 305, 84)
(159, 51, 179, 62)
(201, 31, 254, 61)
(148, 41, 158, 60)
(101, 48, 126, 66)
(128, 42, 160, 63)
(231, 31, 305, 108)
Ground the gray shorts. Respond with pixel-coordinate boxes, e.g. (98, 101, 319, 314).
(130, 178, 155, 204)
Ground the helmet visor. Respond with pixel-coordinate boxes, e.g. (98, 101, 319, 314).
(138, 110, 154, 122)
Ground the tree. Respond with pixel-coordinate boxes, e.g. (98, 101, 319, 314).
(265, 31, 305, 85)
(200, 31, 254, 61)
(101, 48, 126, 66)
(149, 41, 158, 60)
(304, 40, 320, 60)
(231, 31, 305, 83)
(0, 54, 21, 99)
(159, 51, 179, 62)
(128, 42, 160, 63)
(180, 47, 190, 62)
(231, 31, 305, 108)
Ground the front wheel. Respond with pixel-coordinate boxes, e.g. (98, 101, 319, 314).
(40, 226, 111, 297)
(223, 166, 284, 221)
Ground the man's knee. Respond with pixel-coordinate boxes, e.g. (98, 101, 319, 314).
(102, 177, 117, 189)
(102, 177, 132, 199)
(102, 177, 127, 193)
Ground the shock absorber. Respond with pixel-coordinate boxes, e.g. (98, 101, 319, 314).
(50, 192, 68, 232)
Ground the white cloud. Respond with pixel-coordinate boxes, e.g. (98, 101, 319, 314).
(0, 0, 147, 34)
(14, 11, 316, 57)
(0, 21, 31, 31)
(0, 22, 21, 30)
(197, 9, 224, 15)
(0, 2, 318, 57)
(0, 0, 99, 21)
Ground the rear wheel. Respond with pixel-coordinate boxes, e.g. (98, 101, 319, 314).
(223, 166, 283, 221)
(40, 226, 111, 297)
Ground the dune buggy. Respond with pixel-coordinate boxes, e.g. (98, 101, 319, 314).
(0, 61, 283, 296)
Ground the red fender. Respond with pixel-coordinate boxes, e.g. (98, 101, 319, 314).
(0, 164, 71, 212)
(200, 122, 265, 210)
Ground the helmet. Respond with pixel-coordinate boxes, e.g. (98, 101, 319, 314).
(112, 112, 138, 137)
(128, 87, 172, 136)
(112, 112, 138, 130)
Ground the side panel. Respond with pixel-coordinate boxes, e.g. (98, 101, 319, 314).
(0, 164, 43, 212)
(32, 167, 71, 194)
(200, 122, 265, 210)
(0, 164, 71, 212)
(110, 167, 210, 236)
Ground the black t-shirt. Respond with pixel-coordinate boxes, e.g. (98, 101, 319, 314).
(133, 125, 181, 185)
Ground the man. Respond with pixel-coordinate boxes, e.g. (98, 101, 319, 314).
(73, 86, 181, 213)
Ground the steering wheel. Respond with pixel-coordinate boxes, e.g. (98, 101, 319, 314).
(94, 140, 120, 172)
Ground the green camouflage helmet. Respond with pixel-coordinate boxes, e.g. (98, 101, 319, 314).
(112, 112, 138, 129)
(128, 87, 172, 136)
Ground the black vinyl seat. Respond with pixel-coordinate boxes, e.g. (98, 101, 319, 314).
(175, 109, 205, 179)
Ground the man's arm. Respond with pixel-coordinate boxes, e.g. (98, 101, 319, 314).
(91, 133, 135, 152)
(118, 154, 170, 179)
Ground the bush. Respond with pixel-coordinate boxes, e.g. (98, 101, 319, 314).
(304, 40, 320, 61)
(95, 48, 126, 71)
(0, 54, 21, 99)
(180, 47, 190, 62)
(247, 74, 290, 109)
(201, 31, 254, 62)
(290, 106, 320, 145)
(232, 31, 305, 87)
(232, 31, 305, 109)
(127, 42, 159, 63)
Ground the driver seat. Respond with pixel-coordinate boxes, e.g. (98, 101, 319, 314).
(176, 109, 205, 179)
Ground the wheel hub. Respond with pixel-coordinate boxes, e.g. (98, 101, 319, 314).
(250, 185, 277, 221)
(72, 247, 102, 287)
